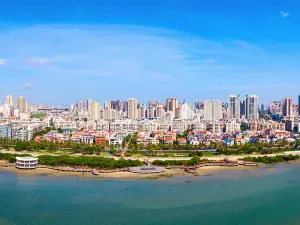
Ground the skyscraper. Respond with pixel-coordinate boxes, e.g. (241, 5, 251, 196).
(139, 104, 147, 118)
(240, 100, 246, 117)
(91, 102, 100, 121)
(104, 101, 111, 110)
(111, 100, 122, 111)
(147, 106, 155, 118)
(5, 95, 13, 106)
(283, 98, 293, 117)
(123, 101, 128, 113)
(156, 104, 165, 118)
(17, 96, 27, 113)
(245, 95, 259, 120)
(298, 95, 300, 116)
(204, 100, 222, 120)
(228, 94, 240, 119)
(128, 98, 138, 119)
(166, 98, 178, 114)
(76, 101, 85, 110)
(86, 99, 93, 115)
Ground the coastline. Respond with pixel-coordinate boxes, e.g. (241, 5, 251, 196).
(0, 164, 260, 179)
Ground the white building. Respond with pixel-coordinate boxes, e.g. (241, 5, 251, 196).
(246, 95, 259, 120)
(225, 120, 241, 133)
(104, 108, 120, 121)
(207, 121, 223, 133)
(228, 94, 240, 119)
(96, 120, 110, 131)
(204, 100, 222, 120)
(181, 103, 195, 120)
(16, 157, 38, 169)
(5, 95, 14, 107)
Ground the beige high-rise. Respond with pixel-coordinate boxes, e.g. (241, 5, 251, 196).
(17, 96, 27, 113)
(128, 98, 138, 118)
(156, 105, 165, 118)
(166, 98, 178, 114)
(91, 102, 100, 121)
(5, 95, 13, 106)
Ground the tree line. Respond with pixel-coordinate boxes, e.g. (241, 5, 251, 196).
(244, 155, 300, 164)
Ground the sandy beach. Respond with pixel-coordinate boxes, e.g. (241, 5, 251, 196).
(0, 163, 260, 179)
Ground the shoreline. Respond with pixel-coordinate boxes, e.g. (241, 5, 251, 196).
(0, 164, 260, 179)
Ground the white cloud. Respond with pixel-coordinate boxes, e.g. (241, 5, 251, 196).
(0, 58, 6, 65)
(25, 57, 52, 65)
(22, 83, 34, 88)
(281, 11, 290, 18)
(0, 25, 267, 81)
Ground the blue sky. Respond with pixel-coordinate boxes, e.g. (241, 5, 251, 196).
(0, 0, 299, 106)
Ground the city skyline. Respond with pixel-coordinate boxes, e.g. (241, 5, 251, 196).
(1, 93, 300, 108)
(1, 0, 300, 104)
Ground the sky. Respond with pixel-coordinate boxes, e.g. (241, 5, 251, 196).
(0, 0, 300, 106)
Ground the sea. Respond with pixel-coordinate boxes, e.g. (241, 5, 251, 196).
(1, 163, 300, 225)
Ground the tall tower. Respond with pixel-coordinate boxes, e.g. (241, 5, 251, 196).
(5, 95, 13, 106)
(204, 100, 222, 120)
(91, 102, 100, 121)
(166, 98, 178, 114)
(17, 96, 27, 113)
(128, 98, 138, 119)
(283, 98, 293, 117)
(228, 94, 241, 119)
(245, 95, 259, 120)
(298, 95, 300, 117)
(86, 99, 93, 115)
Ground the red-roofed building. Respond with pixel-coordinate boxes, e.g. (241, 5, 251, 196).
(177, 138, 187, 145)
(95, 136, 107, 145)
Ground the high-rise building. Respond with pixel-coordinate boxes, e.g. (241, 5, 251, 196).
(166, 98, 178, 114)
(147, 106, 156, 118)
(86, 99, 93, 115)
(17, 96, 27, 113)
(139, 104, 147, 118)
(228, 94, 241, 119)
(156, 104, 165, 118)
(181, 103, 195, 120)
(204, 100, 222, 120)
(5, 95, 13, 106)
(111, 100, 122, 111)
(240, 100, 246, 117)
(298, 95, 300, 116)
(104, 101, 111, 110)
(91, 102, 100, 121)
(123, 101, 128, 113)
(104, 109, 119, 121)
(76, 101, 85, 110)
(195, 102, 204, 110)
(128, 98, 138, 119)
(245, 95, 259, 120)
(283, 98, 293, 117)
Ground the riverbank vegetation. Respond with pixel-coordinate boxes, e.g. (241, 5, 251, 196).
(38, 155, 143, 169)
(0, 153, 32, 163)
(244, 155, 300, 164)
(152, 156, 206, 166)
(0, 135, 297, 158)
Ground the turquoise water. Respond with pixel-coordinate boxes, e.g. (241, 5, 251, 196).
(1, 164, 300, 225)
